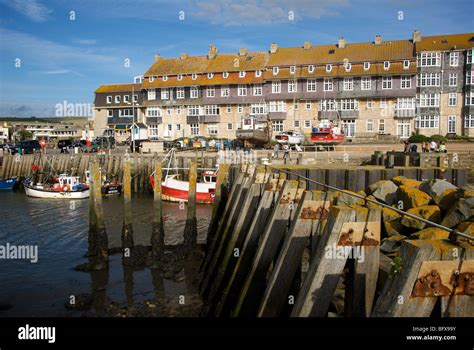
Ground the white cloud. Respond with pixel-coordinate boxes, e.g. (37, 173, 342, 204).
(193, 0, 349, 25)
(73, 39, 97, 45)
(2, 0, 53, 22)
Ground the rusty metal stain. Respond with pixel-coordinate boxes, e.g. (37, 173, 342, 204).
(411, 260, 474, 297)
(300, 200, 331, 220)
(455, 272, 474, 296)
(412, 270, 452, 297)
(337, 222, 380, 246)
(279, 188, 298, 204)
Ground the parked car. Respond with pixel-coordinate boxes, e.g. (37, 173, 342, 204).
(57, 139, 73, 152)
(12, 140, 41, 154)
(71, 140, 87, 148)
(130, 139, 149, 152)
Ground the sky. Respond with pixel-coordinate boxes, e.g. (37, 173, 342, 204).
(0, 0, 473, 117)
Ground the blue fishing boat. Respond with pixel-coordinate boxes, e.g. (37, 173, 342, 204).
(0, 177, 18, 190)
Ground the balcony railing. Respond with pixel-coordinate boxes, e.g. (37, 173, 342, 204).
(394, 108, 416, 118)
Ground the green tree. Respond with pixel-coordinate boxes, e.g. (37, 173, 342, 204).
(18, 129, 33, 141)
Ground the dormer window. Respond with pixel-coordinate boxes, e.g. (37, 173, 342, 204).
(273, 67, 279, 75)
(345, 63, 352, 72)
(325, 64, 332, 73)
(192, 74, 197, 80)
(403, 60, 410, 69)
(106, 96, 112, 104)
(162, 75, 168, 81)
(239, 71, 246, 78)
(177, 74, 183, 81)
(364, 62, 370, 70)
(124, 95, 130, 103)
(149, 76, 154, 82)
(384, 61, 390, 70)
(208, 72, 214, 79)
(255, 70, 262, 77)
(223, 72, 229, 78)
(290, 66, 296, 74)
(308, 65, 315, 73)
(115, 96, 121, 103)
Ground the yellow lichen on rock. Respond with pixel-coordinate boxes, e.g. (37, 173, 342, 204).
(392, 176, 422, 188)
(398, 185, 432, 210)
(401, 205, 441, 230)
(411, 227, 450, 240)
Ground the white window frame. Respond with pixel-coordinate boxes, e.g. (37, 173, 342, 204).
(345, 62, 352, 72)
(466, 92, 474, 106)
(307, 79, 316, 92)
(382, 76, 392, 89)
(207, 72, 214, 79)
(223, 72, 229, 79)
(107, 109, 113, 118)
(190, 86, 199, 99)
(115, 95, 121, 103)
(290, 66, 296, 74)
(253, 84, 263, 96)
(343, 78, 353, 91)
(325, 64, 332, 73)
(449, 73, 458, 87)
(272, 121, 284, 132)
(418, 73, 441, 87)
(401, 76, 411, 89)
(367, 99, 374, 109)
(308, 65, 315, 73)
(273, 67, 279, 75)
(366, 119, 374, 132)
(448, 93, 457, 107)
(192, 73, 197, 80)
(226, 105, 231, 113)
(124, 95, 130, 103)
(255, 70, 262, 77)
(239, 71, 246, 78)
(448, 115, 456, 133)
(221, 86, 230, 97)
(146, 106, 160, 117)
(417, 52, 441, 67)
(383, 61, 390, 70)
(162, 75, 168, 81)
(288, 80, 297, 93)
(133, 94, 138, 103)
(361, 77, 371, 90)
(418, 93, 440, 107)
(466, 71, 474, 85)
(416, 115, 439, 129)
(323, 78, 333, 91)
(304, 120, 311, 128)
(204, 105, 219, 115)
(237, 104, 244, 113)
(206, 86, 215, 98)
(147, 90, 155, 100)
(403, 60, 410, 69)
(227, 123, 233, 130)
(364, 62, 370, 71)
(106, 96, 112, 104)
(177, 87, 185, 99)
(272, 81, 281, 94)
(380, 98, 387, 109)
(449, 52, 459, 67)
(305, 101, 312, 110)
(238, 85, 247, 96)
(177, 74, 183, 81)
(467, 49, 473, 64)
(293, 120, 300, 128)
(464, 115, 474, 128)
(190, 123, 199, 136)
(161, 88, 169, 100)
(268, 101, 286, 112)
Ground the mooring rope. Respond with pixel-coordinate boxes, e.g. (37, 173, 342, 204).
(263, 164, 474, 242)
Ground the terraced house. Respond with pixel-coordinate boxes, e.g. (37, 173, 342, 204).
(93, 31, 474, 141)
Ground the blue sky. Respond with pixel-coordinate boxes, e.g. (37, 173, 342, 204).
(0, 0, 473, 117)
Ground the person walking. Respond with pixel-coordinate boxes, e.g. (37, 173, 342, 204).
(273, 143, 279, 159)
(430, 140, 437, 153)
(283, 143, 290, 160)
(423, 142, 430, 153)
(439, 142, 447, 153)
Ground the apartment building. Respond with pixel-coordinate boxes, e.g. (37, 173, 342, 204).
(93, 31, 474, 141)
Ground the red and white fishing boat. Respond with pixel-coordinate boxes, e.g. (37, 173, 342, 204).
(149, 148, 217, 204)
(23, 174, 90, 199)
(310, 119, 345, 146)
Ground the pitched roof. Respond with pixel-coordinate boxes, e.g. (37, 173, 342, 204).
(95, 83, 142, 93)
(415, 33, 474, 52)
(266, 40, 414, 66)
(144, 52, 269, 77)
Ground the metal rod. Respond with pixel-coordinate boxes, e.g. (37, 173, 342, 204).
(264, 164, 474, 241)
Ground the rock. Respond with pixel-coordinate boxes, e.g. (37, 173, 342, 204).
(383, 219, 406, 238)
(401, 205, 441, 230)
(370, 181, 398, 205)
(397, 185, 432, 210)
(440, 197, 474, 228)
(456, 221, 474, 235)
(368, 180, 389, 194)
(382, 207, 401, 222)
(410, 227, 450, 240)
(392, 176, 422, 188)
(419, 179, 457, 204)
(438, 189, 462, 212)
(380, 234, 406, 254)
(335, 190, 362, 206)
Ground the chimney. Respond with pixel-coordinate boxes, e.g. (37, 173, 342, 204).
(412, 30, 421, 43)
(338, 37, 346, 49)
(154, 54, 161, 62)
(239, 48, 248, 56)
(270, 42, 278, 54)
(207, 44, 218, 60)
(374, 35, 382, 45)
(180, 52, 189, 60)
(303, 41, 312, 50)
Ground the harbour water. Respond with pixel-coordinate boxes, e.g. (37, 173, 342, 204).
(0, 191, 212, 317)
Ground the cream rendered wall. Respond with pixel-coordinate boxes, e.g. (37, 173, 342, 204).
(93, 108, 108, 137)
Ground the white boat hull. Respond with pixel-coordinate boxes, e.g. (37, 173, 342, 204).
(24, 185, 90, 199)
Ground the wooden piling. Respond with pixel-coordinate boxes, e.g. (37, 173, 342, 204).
(151, 161, 164, 266)
(87, 161, 108, 270)
(232, 179, 304, 317)
(258, 190, 329, 317)
(183, 161, 198, 253)
(291, 206, 356, 317)
(121, 160, 134, 262)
